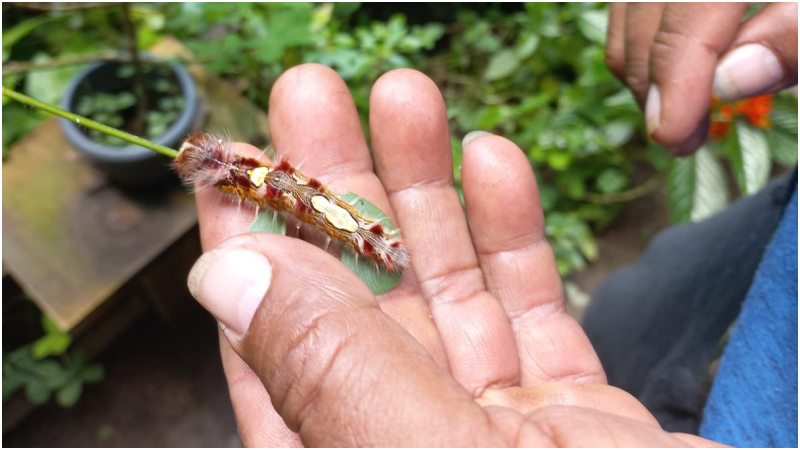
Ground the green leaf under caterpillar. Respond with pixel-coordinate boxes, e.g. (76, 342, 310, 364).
(248, 192, 403, 295)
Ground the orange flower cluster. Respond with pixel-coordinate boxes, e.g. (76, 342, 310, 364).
(709, 95, 773, 139)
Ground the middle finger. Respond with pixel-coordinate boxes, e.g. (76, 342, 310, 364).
(369, 69, 519, 394)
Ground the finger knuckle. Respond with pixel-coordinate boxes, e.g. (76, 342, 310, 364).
(418, 265, 485, 308)
(604, 48, 625, 79)
(651, 28, 718, 63)
(623, 69, 649, 97)
(273, 302, 358, 428)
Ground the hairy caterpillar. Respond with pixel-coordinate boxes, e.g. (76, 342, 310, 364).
(174, 132, 410, 272)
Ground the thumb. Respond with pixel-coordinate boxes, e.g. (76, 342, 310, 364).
(714, 2, 799, 101)
(186, 233, 509, 446)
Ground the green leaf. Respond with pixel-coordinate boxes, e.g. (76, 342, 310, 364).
(3, 14, 64, 61)
(311, 3, 334, 33)
(477, 105, 512, 130)
(23, 54, 82, 105)
(81, 364, 105, 384)
(248, 195, 403, 295)
(3, 103, 46, 155)
(41, 314, 65, 335)
(3, 73, 20, 104)
(545, 212, 596, 275)
(564, 174, 587, 199)
(341, 193, 403, 295)
(772, 109, 798, 136)
(65, 348, 88, 368)
(602, 120, 636, 147)
(25, 380, 51, 405)
(666, 154, 695, 223)
(524, 4, 561, 37)
(55, 380, 83, 407)
(666, 146, 728, 223)
(32, 334, 72, 359)
(603, 88, 638, 109)
(249, 209, 287, 235)
(32, 315, 72, 359)
(691, 147, 729, 222)
(340, 249, 400, 295)
(451, 136, 463, 192)
(647, 143, 671, 172)
(547, 152, 572, 170)
(6, 347, 37, 369)
(767, 129, 798, 167)
(577, 9, 608, 44)
(771, 93, 798, 135)
(538, 184, 558, 212)
(595, 168, 628, 194)
(3, 367, 26, 400)
(466, 22, 501, 53)
(731, 120, 771, 195)
(268, 5, 314, 48)
(485, 49, 520, 81)
(33, 360, 67, 386)
(514, 33, 540, 60)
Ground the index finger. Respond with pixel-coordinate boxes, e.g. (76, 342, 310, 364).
(192, 144, 302, 447)
(648, 3, 747, 154)
(369, 70, 520, 394)
(195, 143, 270, 248)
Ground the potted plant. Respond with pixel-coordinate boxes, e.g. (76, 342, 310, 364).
(60, 55, 198, 187)
(56, 4, 199, 188)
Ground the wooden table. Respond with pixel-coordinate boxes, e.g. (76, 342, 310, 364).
(2, 37, 270, 430)
(3, 37, 270, 332)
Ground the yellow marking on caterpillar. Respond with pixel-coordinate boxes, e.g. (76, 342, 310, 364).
(292, 173, 309, 185)
(247, 167, 270, 187)
(311, 195, 359, 232)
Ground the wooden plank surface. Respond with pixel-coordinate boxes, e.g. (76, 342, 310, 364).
(2, 120, 195, 330)
(2, 37, 270, 330)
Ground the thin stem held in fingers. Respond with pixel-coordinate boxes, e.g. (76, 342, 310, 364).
(1, 86, 178, 159)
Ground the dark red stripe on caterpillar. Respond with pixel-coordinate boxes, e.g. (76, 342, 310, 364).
(174, 132, 410, 272)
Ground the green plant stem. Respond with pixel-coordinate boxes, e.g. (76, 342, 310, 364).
(120, 3, 148, 136)
(2, 86, 178, 159)
(584, 175, 661, 204)
(6, 2, 118, 12)
(4, 54, 195, 76)
(2, 51, 125, 75)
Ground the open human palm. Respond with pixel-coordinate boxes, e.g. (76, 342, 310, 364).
(188, 65, 719, 447)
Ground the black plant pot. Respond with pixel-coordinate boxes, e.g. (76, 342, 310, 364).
(60, 57, 198, 188)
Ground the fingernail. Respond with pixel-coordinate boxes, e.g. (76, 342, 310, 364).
(462, 130, 492, 147)
(645, 85, 661, 138)
(188, 248, 272, 336)
(714, 44, 784, 101)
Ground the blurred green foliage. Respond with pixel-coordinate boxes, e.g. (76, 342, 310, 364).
(3, 315, 104, 408)
(441, 4, 642, 274)
(666, 93, 797, 223)
(73, 64, 186, 146)
(3, 2, 797, 276)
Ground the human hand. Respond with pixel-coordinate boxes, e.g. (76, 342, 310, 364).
(186, 65, 721, 446)
(605, 3, 798, 155)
